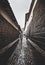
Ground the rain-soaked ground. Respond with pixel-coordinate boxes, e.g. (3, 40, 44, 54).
(7, 36, 35, 65)
(6, 36, 45, 65)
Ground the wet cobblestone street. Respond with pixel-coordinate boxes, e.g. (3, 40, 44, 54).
(7, 37, 34, 65)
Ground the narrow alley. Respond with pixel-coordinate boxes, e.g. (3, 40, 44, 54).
(6, 35, 45, 65)
(0, 0, 45, 65)
(7, 35, 34, 65)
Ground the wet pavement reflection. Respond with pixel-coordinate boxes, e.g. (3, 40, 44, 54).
(7, 36, 34, 65)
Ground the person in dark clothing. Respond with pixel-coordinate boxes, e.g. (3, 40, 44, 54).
(19, 33, 23, 42)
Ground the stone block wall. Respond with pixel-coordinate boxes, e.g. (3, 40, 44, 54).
(0, 15, 20, 49)
(29, 0, 45, 36)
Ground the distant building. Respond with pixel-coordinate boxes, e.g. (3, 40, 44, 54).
(24, 0, 35, 30)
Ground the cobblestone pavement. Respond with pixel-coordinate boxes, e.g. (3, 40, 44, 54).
(7, 37, 35, 65)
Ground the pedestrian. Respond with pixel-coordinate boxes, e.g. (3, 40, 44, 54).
(19, 33, 23, 42)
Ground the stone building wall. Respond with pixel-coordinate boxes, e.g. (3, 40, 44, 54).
(0, 0, 21, 49)
(0, 15, 20, 49)
(29, 0, 45, 36)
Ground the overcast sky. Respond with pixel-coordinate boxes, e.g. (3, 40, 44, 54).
(8, 0, 32, 28)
